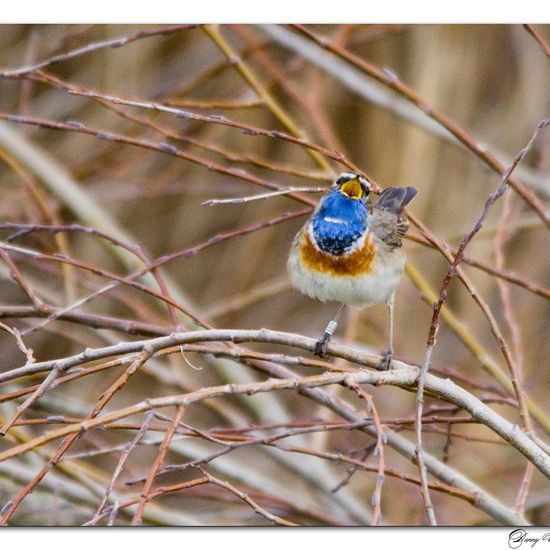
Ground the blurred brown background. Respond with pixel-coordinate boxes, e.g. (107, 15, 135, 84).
(0, 24, 549, 526)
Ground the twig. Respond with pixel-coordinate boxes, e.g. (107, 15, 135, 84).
(0, 330, 548, 485)
(0, 241, 201, 335)
(343, 379, 386, 525)
(414, 119, 550, 525)
(202, 186, 326, 206)
(0, 208, 310, 336)
(0, 305, 172, 337)
(288, 24, 550, 229)
(125, 435, 480, 508)
(0, 248, 45, 309)
(91, 411, 155, 524)
(30, 68, 333, 184)
(77, 87, 330, 182)
(1, 221, 186, 327)
(406, 259, 550, 435)
(0, 328, 534, 525)
(233, 25, 344, 153)
(414, 345, 438, 525)
(165, 97, 264, 110)
(131, 406, 185, 525)
(21, 69, 352, 172)
(0, 147, 76, 302)
(202, 24, 332, 173)
(66, 422, 480, 507)
(516, 463, 535, 518)
(0, 110, 318, 208)
(0, 363, 65, 436)
(83, 477, 210, 526)
(523, 24, 550, 58)
(197, 466, 298, 526)
(0, 114, 204, 336)
(331, 443, 376, 494)
(408, 188, 546, 436)
(406, 230, 550, 301)
(493, 172, 533, 516)
(0, 322, 35, 364)
(0, 25, 198, 78)
(15, 68, 352, 171)
(0, 349, 154, 524)
(106, 501, 119, 527)
(127, 417, 371, 483)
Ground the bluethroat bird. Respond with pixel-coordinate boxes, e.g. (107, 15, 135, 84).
(287, 172, 417, 366)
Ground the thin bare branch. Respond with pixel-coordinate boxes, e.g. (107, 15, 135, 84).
(414, 119, 549, 525)
(0, 25, 199, 78)
(91, 411, 155, 524)
(523, 24, 550, 58)
(131, 406, 185, 525)
(202, 186, 326, 206)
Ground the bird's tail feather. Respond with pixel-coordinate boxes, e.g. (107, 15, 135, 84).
(374, 187, 417, 214)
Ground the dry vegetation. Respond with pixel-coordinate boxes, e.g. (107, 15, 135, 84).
(0, 23, 549, 526)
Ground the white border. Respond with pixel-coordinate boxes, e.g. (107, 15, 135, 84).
(0, 527, 544, 549)
(0, 0, 549, 23)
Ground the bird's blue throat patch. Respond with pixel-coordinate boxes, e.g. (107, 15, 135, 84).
(311, 190, 369, 256)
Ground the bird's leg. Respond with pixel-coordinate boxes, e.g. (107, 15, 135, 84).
(378, 293, 395, 370)
(315, 303, 346, 357)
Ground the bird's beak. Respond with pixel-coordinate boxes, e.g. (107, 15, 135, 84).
(340, 178, 363, 199)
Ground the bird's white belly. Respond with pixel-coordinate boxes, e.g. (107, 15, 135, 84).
(287, 243, 405, 308)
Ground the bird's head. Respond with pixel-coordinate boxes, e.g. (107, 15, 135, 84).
(333, 172, 371, 201)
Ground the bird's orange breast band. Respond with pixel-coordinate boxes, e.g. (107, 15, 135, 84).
(300, 231, 377, 276)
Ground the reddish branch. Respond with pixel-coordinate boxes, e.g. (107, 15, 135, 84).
(291, 24, 550, 230)
(0, 110, 319, 208)
(0, 209, 309, 338)
(523, 24, 550, 58)
(131, 405, 186, 525)
(0, 25, 199, 78)
(415, 119, 550, 525)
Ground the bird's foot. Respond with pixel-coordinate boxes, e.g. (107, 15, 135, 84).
(377, 350, 394, 371)
(314, 333, 330, 358)
(314, 320, 338, 358)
